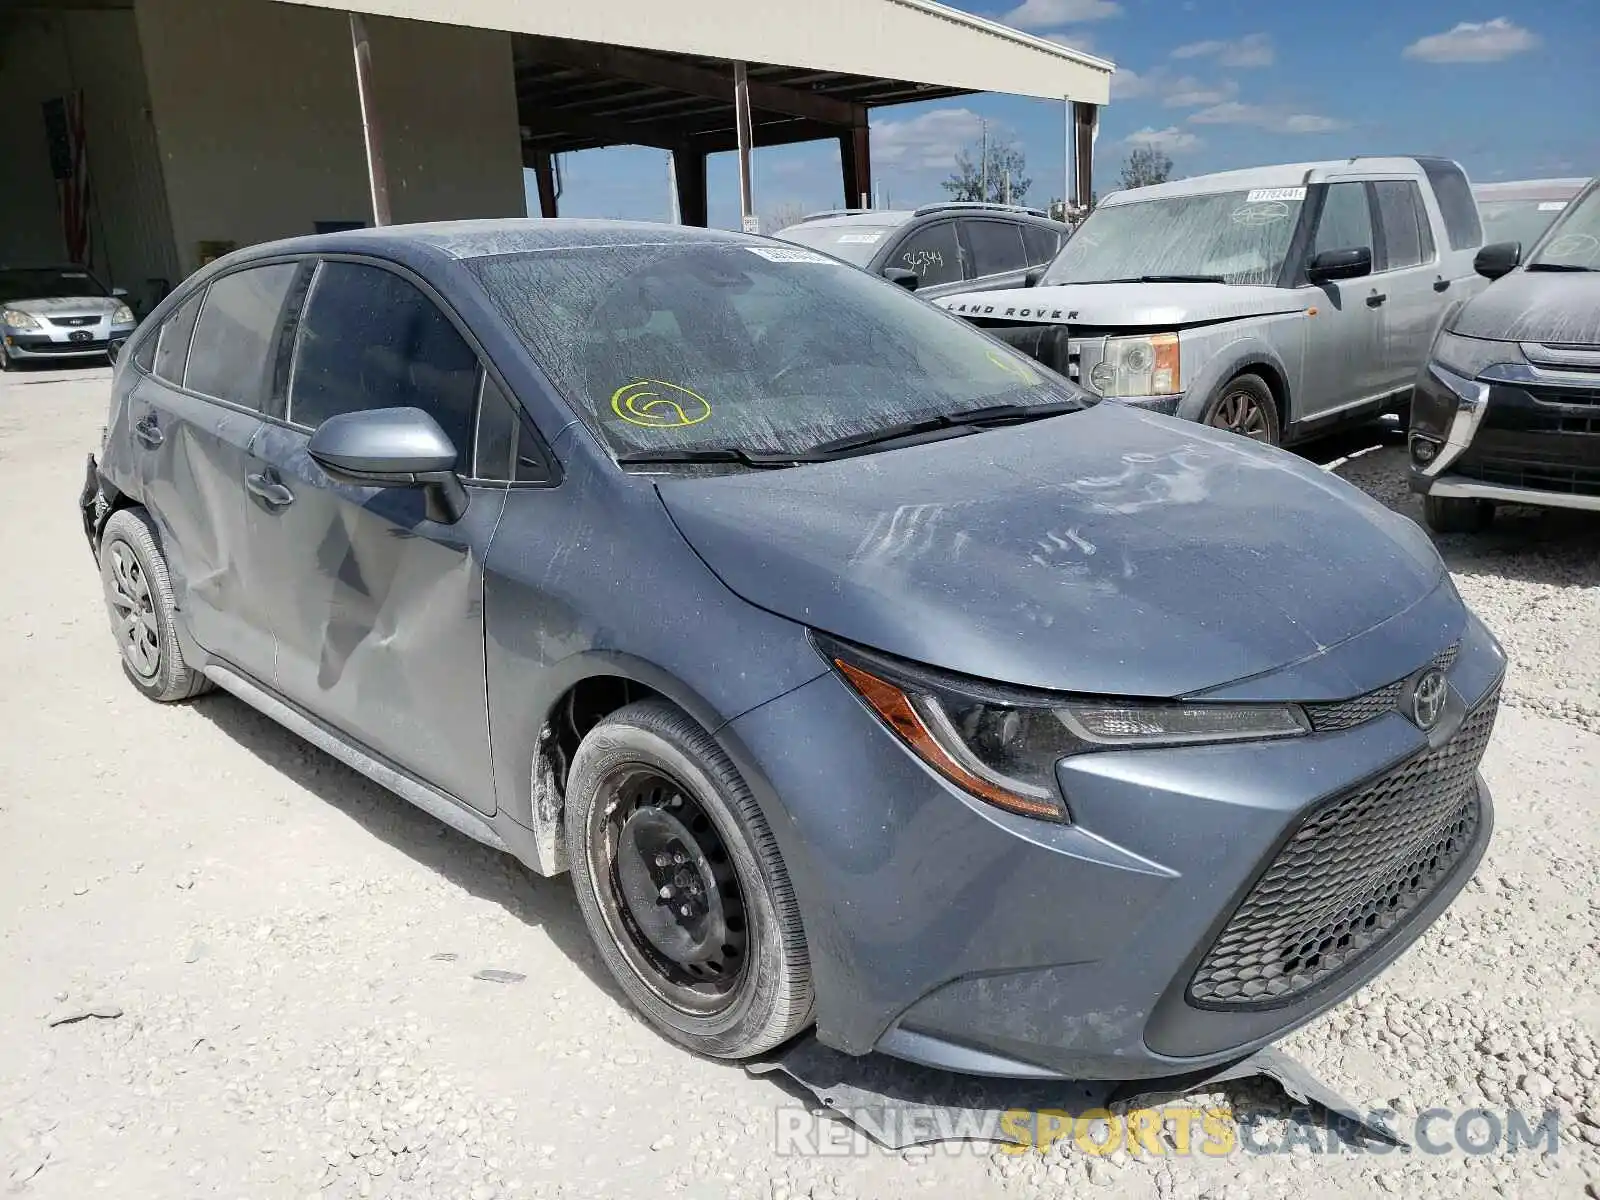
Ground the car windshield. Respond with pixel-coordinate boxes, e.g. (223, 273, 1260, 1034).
(0, 267, 106, 304)
(1040, 188, 1306, 287)
(1530, 187, 1600, 269)
(1479, 199, 1573, 251)
(468, 242, 1083, 458)
(772, 223, 897, 267)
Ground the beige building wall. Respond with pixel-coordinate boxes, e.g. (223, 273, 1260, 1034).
(135, 0, 525, 277)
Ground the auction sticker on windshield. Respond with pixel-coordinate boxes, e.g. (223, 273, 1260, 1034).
(745, 246, 839, 265)
(837, 233, 884, 244)
(1244, 188, 1306, 202)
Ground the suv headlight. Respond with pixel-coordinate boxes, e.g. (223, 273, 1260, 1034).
(820, 636, 1308, 822)
(111, 303, 135, 325)
(1430, 328, 1521, 379)
(1088, 332, 1181, 398)
(2, 309, 41, 330)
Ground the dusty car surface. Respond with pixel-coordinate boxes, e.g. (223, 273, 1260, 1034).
(935, 157, 1485, 446)
(1411, 177, 1600, 532)
(81, 219, 1503, 1081)
(1, 265, 137, 369)
(1474, 177, 1590, 253)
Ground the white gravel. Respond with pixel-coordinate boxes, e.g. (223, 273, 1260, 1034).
(2, 374, 1597, 1199)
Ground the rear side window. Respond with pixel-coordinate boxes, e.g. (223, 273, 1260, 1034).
(183, 263, 299, 409)
(1312, 183, 1374, 257)
(1022, 225, 1061, 266)
(152, 291, 204, 385)
(965, 220, 1028, 276)
(288, 261, 481, 457)
(889, 222, 962, 287)
(1420, 160, 1482, 250)
(1374, 182, 1432, 271)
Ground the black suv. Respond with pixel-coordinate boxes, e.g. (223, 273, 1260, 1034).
(1410, 176, 1600, 532)
(773, 203, 1071, 300)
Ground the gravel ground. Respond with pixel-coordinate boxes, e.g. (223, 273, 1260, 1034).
(2, 370, 1597, 1199)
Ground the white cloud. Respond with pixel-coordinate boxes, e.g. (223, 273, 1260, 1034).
(1188, 102, 1349, 133)
(1171, 33, 1274, 67)
(1125, 126, 1201, 151)
(1402, 17, 1538, 63)
(1000, 0, 1121, 31)
(1109, 66, 1152, 99)
(1046, 29, 1096, 55)
(1162, 77, 1238, 108)
(1109, 66, 1235, 107)
(873, 108, 989, 170)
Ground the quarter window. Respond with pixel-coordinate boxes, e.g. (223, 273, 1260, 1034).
(1374, 182, 1432, 271)
(1420, 160, 1483, 250)
(889, 222, 962, 287)
(965, 220, 1029, 276)
(288, 262, 480, 460)
(151, 291, 204, 385)
(183, 264, 299, 409)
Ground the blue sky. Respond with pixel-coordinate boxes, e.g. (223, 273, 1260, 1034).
(530, 2, 1598, 228)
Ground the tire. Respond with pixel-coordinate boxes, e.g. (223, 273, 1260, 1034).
(1202, 373, 1281, 445)
(0, 343, 13, 372)
(565, 699, 813, 1059)
(1423, 493, 1495, 535)
(97, 507, 213, 702)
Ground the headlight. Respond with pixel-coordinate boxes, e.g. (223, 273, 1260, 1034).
(821, 636, 1308, 822)
(1088, 332, 1181, 398)
(111, 303, 135, 324)
(1430, 328, 1521, 379)
(2, 309, 41, 330)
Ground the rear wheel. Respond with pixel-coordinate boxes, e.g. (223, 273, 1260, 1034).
(98, 508, 213, 702)
(1202, 373, 1281, 445)
(1423, 493, 1495, 534)
(565, 699, 813, 1059)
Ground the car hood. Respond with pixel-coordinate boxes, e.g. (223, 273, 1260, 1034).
(3, 295, 118, 316)
(656, 404, 1446, 699)
(935, 282, 1305, 330)
(1449, 270, 1600, 344)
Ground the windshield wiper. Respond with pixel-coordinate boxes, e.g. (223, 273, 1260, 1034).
(808, 398, 1082, 457)
(1066, 274, 1229, 285)
(615, 447, 829, 469)
(1525, 262, 1596, 273)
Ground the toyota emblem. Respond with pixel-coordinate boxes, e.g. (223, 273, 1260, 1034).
(1410, 668, 1448, 731)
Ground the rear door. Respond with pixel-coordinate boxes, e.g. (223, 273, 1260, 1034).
(1370, 178, 1442, 393)
(124, 263, 300, 679)
(958, 218, 1033, 293)
(244, 257, 506, 815)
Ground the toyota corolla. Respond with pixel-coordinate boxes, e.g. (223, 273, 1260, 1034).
(80, 220, 1502, 1080)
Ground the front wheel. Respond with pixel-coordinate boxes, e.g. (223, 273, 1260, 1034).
(1423, 493, 1495, 534)
(1201, 373, 1281, 445)
(565, 699, 813, 1059)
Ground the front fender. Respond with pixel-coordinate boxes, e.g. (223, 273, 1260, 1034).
(1175, 327, 1301, 425)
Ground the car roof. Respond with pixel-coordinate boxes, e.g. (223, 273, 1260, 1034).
(1472, 177, 1591, 202)
(781, 211, 917, 231)
(1101, 157, 1434, 205)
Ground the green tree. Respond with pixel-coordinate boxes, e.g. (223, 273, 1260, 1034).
(1119, 146, 1174, 191)
(943, 135, 1032, 205)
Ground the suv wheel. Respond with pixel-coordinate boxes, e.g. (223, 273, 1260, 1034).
(565, 699, 814, 1059)
(1423, 493, 1495, 534)
(98, 508, 213, 702)
(1203, 373, 1280, 445)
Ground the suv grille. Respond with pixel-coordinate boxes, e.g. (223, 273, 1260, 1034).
(1455, 460, 1600, 497)
(1188, 685, 1497, 1009)
(1304, 644, 1459, 733)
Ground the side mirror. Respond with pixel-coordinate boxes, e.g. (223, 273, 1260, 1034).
(1024, 266, 1046, 288)
(882, 267, 920, 291)
(308, 406, 469, 524)
(1474, 241, 1522, 280)
(1306, 246, 1373, 284)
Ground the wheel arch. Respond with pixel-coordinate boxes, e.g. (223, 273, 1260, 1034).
(1176, 339, 1294, 428)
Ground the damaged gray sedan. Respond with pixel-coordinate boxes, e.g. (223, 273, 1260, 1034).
(81, 219, 1503, 1080)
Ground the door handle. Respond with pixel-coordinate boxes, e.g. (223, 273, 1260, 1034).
(245, 471, 295, 509)
(1366, 293, 1387, 308)
(1433, 279, 1451, 292)
(133, 416, 163, 449)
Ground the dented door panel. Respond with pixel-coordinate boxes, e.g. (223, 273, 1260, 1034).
(245, 420, 506, 815)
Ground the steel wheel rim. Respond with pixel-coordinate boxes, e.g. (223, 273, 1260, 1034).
(106, 541, 160, 678)
(1209, 390, 1272, 441)
(587, 765, 750, 1016)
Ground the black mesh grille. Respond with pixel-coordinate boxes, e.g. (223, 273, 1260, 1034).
(1455, 460, 1600, 497)
(1188, 686, 1497, 1009)
(1304, 644, 1459, 733)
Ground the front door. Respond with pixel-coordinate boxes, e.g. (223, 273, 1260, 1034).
(245, 258, 505, 815)
(1297, 181, 1387, 421)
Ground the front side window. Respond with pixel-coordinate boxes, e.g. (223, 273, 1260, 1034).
(1311, 183, 1374, 258)
(1530, 186, 1600, 270)
(965, 220, 1028, 276)
(1373, 182, 1431, 271)
(888, 223, 963, 287)
(1043, 189, 1308, 287)
(468, 242, 1084, 458)
(183, 263, 299, 409)
(288, 262, 480, 457)
(1022, 225, 1062, 266)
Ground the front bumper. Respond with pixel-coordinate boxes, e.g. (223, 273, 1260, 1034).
(4, 322, 134, 359)
(728, 610, 1503, 1079)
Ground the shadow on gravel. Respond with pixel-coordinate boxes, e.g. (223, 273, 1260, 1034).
(189, 688, 625, 1003)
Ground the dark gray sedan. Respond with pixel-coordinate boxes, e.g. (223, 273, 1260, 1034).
(80, 219, 1503, 1080)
